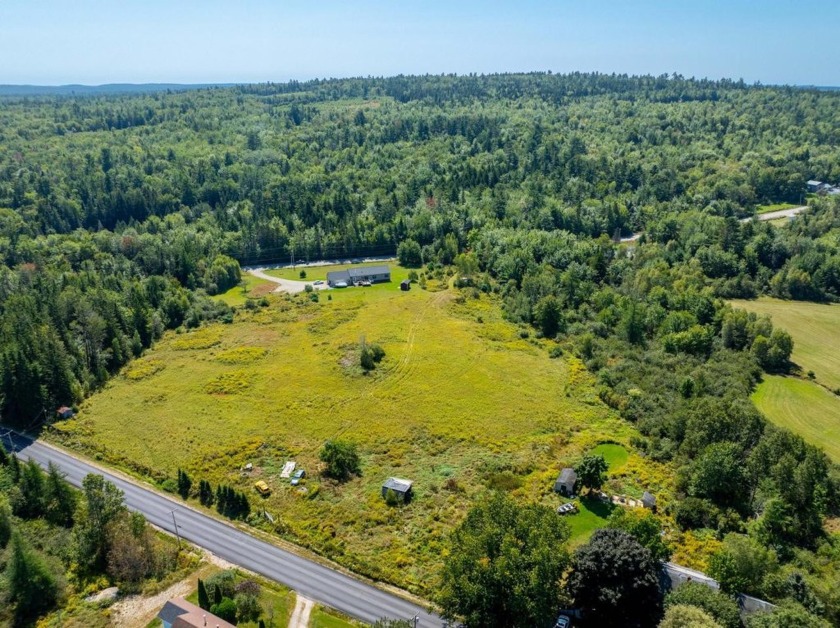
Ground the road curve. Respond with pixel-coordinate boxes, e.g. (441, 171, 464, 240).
(5, 431, 442, 627)
(248, 268, 329, 294)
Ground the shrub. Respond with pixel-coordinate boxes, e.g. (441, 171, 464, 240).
(299, 270, 307, 279)
(659, 604, 721, 628)
(210, 598, 238, 623)
(665, 582, 741, 628)
(320, 440, 362, 481)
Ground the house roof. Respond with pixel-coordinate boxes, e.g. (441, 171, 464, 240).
(383, 477, 413, 493)
(157, 598, 235, 628)
(57, 406, 72, 414)
(808, 180, 823, 186)
(348, 265, 389, 277)
(642, 491, 657, 506)
(557, 468, 577, 484)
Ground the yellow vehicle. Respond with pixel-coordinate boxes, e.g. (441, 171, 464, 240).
(254, 480, 271, 496)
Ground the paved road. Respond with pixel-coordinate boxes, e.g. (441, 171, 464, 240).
(5, 431, 442, 627)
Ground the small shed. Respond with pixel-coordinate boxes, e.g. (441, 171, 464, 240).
(807, 180, 824, 193)
(642, 491, 657, 510)
(554, 468, 577, 496)
(400, 279, 411, 291)
(56, 406, 74, 420)
(382, 477, 413, 502)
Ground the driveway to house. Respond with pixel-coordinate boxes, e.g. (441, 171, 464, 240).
(247, 267, 327, 294)
(741, 205, 809, 223)
(619, 205, 810, 245)
(248, 256, 397, 294)
(3, 430, 442, 627)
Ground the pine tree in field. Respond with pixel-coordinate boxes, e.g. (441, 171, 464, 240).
(176, 469, 192, 500)
(215, 485, 225, 514)
(199, 479, 214, 506)
(197, 578, 210, 610)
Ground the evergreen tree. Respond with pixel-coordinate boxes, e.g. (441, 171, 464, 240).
(9, 452, 21, 482)
(198, 578, 210, 610)
(177, 468, 192, 500)
(16, 458, 47, 518)
(44, 461, 76, 527)
(0, 495, 12, 548)
(7, 532, 59, 620)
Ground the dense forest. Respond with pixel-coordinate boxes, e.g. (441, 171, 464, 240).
(2, 73, 840, 626)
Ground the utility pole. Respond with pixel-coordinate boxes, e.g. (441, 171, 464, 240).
(169, 509, 182, 549)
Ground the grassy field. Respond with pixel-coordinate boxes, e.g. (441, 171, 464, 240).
(214, 274, 277, 307)
(756, 202, 799, 214)
(730, 297, 840, 390)
(51, 277, 646, 595)
(590, 443, 629, 471)
(752, 375, 840, 462)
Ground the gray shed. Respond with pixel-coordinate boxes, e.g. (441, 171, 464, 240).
(642, 491, 657, 510)
(382, 477, 413, 502)
(554, 468, 577, 496)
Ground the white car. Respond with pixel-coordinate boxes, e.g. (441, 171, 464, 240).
(313, 280, 324, 285)
(554, 616, 570, 628)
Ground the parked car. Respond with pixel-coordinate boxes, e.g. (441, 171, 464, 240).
(361, 281, 371, 287)
(334, 281, 348, 288)
(291, 469, 306, 486)
(313, 280, 324, 285)
(254, 480, 271, 496)
(554, 615, 571, 628)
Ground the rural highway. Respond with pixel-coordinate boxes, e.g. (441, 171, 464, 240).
(4, 431, 443, 627)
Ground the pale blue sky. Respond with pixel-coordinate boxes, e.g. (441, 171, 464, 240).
(0, 1, 837, 86)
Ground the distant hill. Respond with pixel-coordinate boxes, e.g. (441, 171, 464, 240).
(0, 83, 234, 96)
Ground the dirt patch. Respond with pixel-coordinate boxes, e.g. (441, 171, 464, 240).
(110, 575, 196, 628)
(250, 283, 277, 297)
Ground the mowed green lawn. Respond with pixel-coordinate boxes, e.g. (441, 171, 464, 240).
(730, 297, 840, 391)
(52, 280, 628, 594)
(752, 375, 840, 462)
(756, 202, 798, 214)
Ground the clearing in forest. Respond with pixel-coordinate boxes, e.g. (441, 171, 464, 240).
(51, 274, 641, 594)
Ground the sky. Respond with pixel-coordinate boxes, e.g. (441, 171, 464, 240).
(0, 1, 838, 86)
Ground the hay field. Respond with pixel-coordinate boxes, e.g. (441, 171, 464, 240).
(752, 375, 840, 463)
(52, 280, 634, 594)
(730, 297, 840, 391)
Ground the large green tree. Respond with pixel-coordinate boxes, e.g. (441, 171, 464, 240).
(438, 493, 570, 628)
(567, 528, 663, 627)
(74, 474, 127, 572)
(319, 440, 362, 481)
